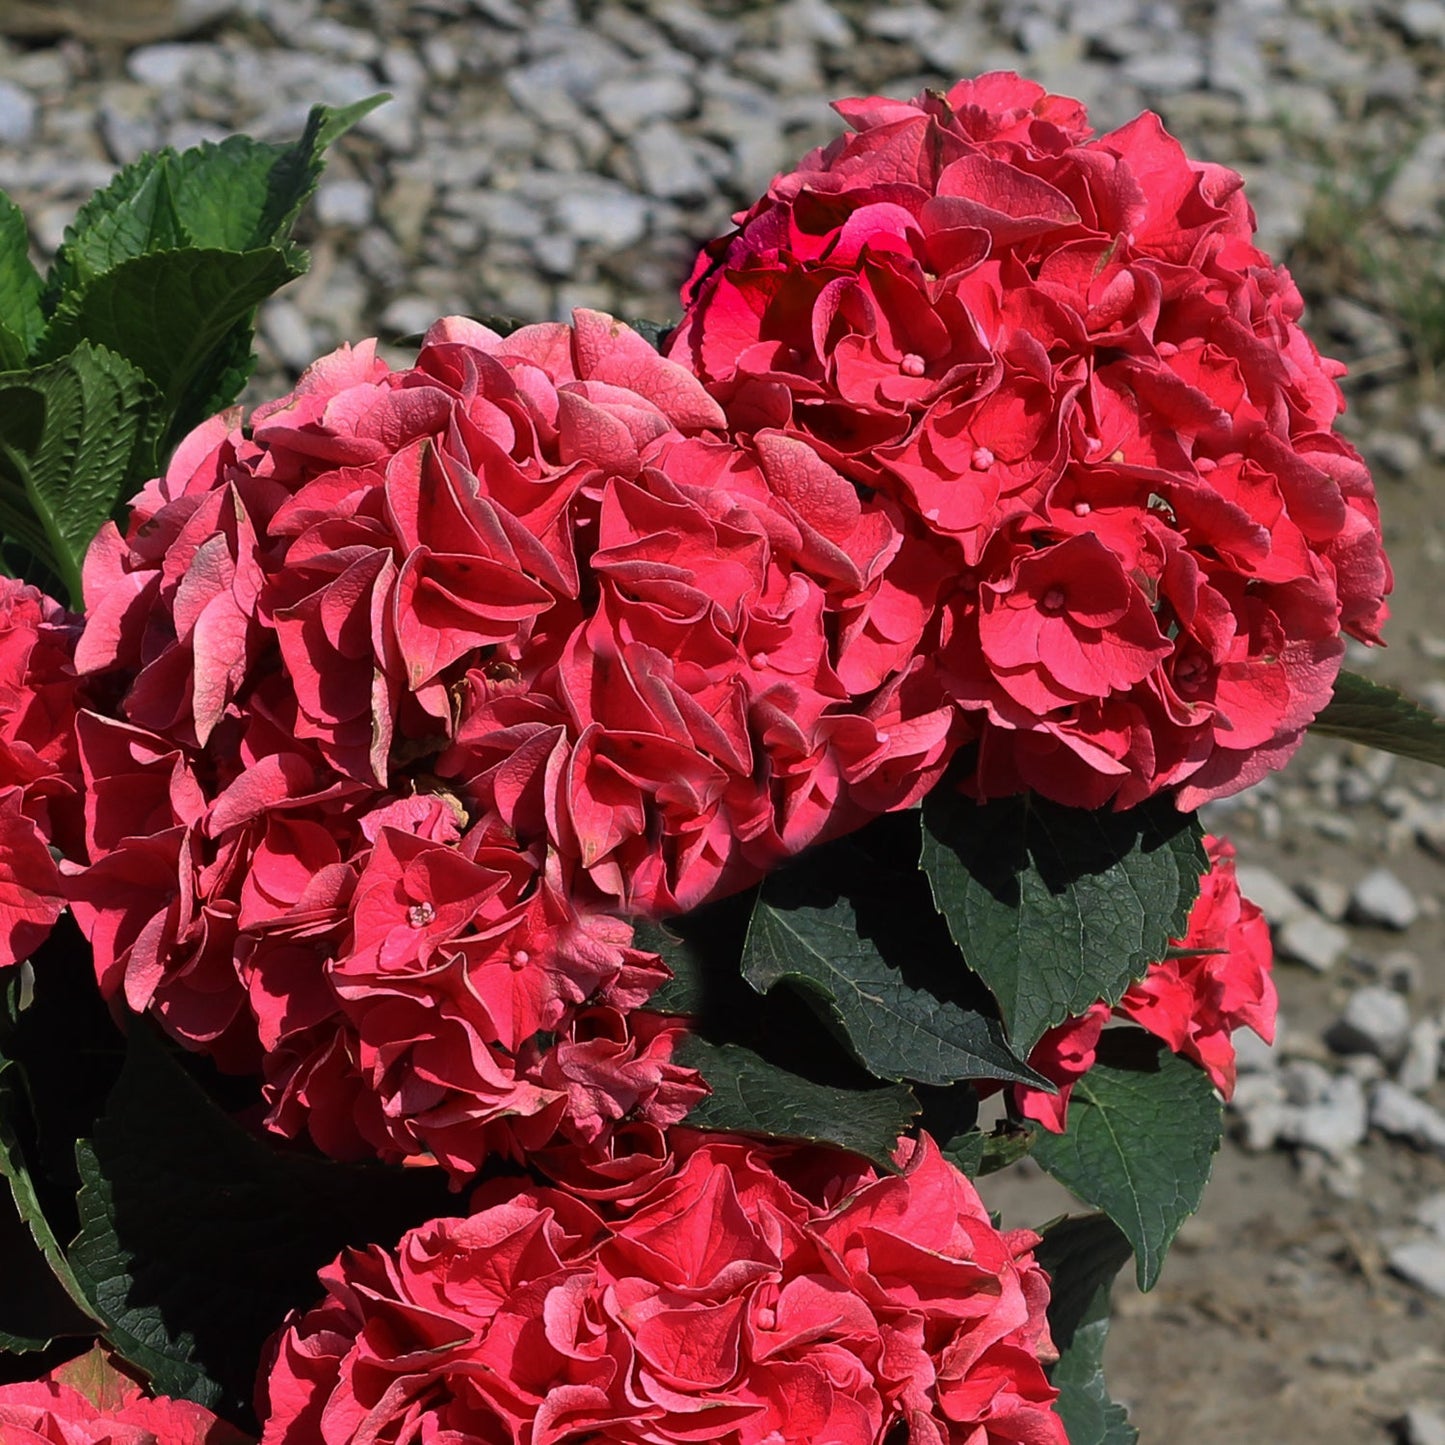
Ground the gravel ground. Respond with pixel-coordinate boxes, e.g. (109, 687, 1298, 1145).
(3, 0, 1445, 1438)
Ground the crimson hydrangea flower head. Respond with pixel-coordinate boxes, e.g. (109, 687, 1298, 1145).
(671, 73, 1391, 809)
(0, 578, 84, 968)
(67, 311, 961, 1174)
(1013, 833, 1276, 1131)
(259, 1133, 1066, 1445)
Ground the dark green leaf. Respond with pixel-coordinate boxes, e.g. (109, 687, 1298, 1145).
(632, 917, 709, 1017)
(0, 341, 156, 606)
(921, 791, 1206, 1055)
(0, 1066, 99, 1353)
(37, 246, 298, 403)
(66, 1022, 453, 1417)
(674, 1036, 917, 1169)
(1030, 1031, 1222, 1290)
(741, 881, 1047, 1088)
(0, 192, 43, 358)
(45, 156, 185, 303)
(1310, 669, 1445, 767)
(1036, 1214, 1137, 1445)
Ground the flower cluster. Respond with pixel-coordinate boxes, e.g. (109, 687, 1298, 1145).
(1017, 833, 1275, 1130)
(261, 1134, 1066, 1445)
(671, 73, 1390, 809)
(0, 578, 83, 969)
(65, 310, 955, 1173)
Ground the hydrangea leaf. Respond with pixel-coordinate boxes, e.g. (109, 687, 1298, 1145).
(920, 790, 1206, 1055)
(673, 1036, 918, 1169)
(0, 1064, 101, 1354)
(1035, 1214, 1138, 1445)
(740, 870, 1048, 1089)
(1310, 669, 1445, 767)
(0, 192, 43, 361)
(46, 100, 383, 302)
(0, 340, 157, 606)
(1029, 1031, 1222, 1291)
(66, 1022, 452, 1416)
(167, 97, 387, 256)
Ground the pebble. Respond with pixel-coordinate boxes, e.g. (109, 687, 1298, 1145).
(1276, 1072, 1368, 1158)
(1295, 877, 1350, 923)
(1383, 130, 1445, 233)
(1398, 1017, 1443, 1093)
(1370, 1082, 1445, 1155)
(1388, 1239, 1445, 1299)
(593, 70, 696, 131)
(1276, 913, 1350, 973)
(314, 178, 375, 229)
(1234, 864, 1306, 926)
(0, 79, 37, 147)
(1326, 986, 1413, 1064)
(629, 122, 713, 201)
(1402, 1407, 1445, 1445)
(1416, 1193, 1445, 1238)
(1349, 867, 1420, 931)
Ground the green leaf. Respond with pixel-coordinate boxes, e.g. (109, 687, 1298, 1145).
(66, 1022, 452, 1416)
(0, 1065, 100, 1353)
(45, 155, 186, 303)
(741, 878, 1047, 1089)
(168, 97, 387, 255)
(632, 917, 710, 1017)
(921, 791, 1206, 1055)
(674, 1036, 918, 1169)
(1310, 669, 1445, 767)
(0, 340, 156, 606)
(1029, 1031, 1222, 1291)
(0, 191, 43, 358)
(37, 246, 298, 403)
(1035, 1214, 1138, 1445)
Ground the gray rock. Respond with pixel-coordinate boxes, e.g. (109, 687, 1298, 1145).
(593, 71, 695, 133)
(126, 42, 224, 90)
(1351, 868, 1420, 930)
(1121, 49, 1205, 93)
(630, 122, 711, 201)
(1233, 1025, 1279, 1075)
(1327, 986, 1413, 1063)
(1234, 864, 1305, 926)
(1296, 877, 1350, 923)
(1370, 1081, 1445, 1154)
(1401, 0, 1445, 41)
(1383, 131, 1445, 234)
(1416, 1192, 1445, 1238)
(260, 300, 317, 374)
(1388, 1238, 1445, 1299)
(1403, 1406, 1445, 1445)
(1368, 431, 1425, 478)
(1378, 949, 1424, 994)
(1276, 913, 1349, 973)
(314, 178, 375, 229)
(1398, 1017, 1443, 1094)
(0, 80, 37, 147)
(378, 296, 445, 340)
(1277, 1072, 1368, 1158)
(554, 187, 651, 250)
(1281, 1059, 1334, 1106)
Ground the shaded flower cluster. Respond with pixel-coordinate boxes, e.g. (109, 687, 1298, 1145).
(1017, 833, 1275, 1130)
(67, 310, 953, 1173)
(0, 578, 83, 968)
(261, 1134, 1066, 1445)
(671, 72, 1391, 810)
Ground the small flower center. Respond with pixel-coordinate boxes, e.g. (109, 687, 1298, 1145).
(407, 901, 436, 929)
(1041, 586, 1067, 613)
(511, 949, 531, 970)
(750, 651, 770, 669)
(900, 352, 926, 377)
(970, 446, 995, 471)
(756, 1307, 777, 1329)
(1195, 456, 1217, 474)
(1175, 653, 1209, 688)
(1073, 501, 1091, 517)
